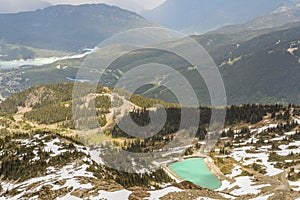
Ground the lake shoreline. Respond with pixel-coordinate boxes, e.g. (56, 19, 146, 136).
(163, 155, 224, 190)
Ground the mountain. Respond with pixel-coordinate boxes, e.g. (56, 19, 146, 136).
(0, 0, 51, 13)
(192, 22, 300, 104)
(105, 22, 300, 105)
(0, 83, 300, 199)
(3, 20, 300, 105)
(132, 23, 300, 104)
(213, 3, 300, 35)
(141, 0, 291, 33)
(0, 82, 177, 198)
(0, 4, 158, 51)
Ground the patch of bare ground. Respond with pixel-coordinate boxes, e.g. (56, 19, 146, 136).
(54, 179, 67, 187)
(17, 106, 32, 114)
(205, 156, 230, 181)
(24, 181, 43, 191)
(24, 185, 73, 199)
(268, 191, 300, 200)
(76, 176, 123, 192)
(160, 181, 226, 200)
(160, 189, 225, 200)
(71, 188, 96, 199)
(25, 87, 55, 108)
(128, 187, 150, 200)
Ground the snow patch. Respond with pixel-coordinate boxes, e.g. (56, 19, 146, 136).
(289, 180, 300, 191)
(145, 187, 183, 200)
(228, 177, 270, 196)
(91, 189, 132, 200)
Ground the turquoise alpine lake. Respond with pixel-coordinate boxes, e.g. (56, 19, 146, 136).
(169, 158, 221, 190)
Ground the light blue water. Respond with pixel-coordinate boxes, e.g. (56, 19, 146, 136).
(169, 158, 221, 190)
(0, 51, 91, 69)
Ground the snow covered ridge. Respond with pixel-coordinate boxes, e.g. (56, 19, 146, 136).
(0, 132, 99, 199)
(272, 2, 300, 14)
(273, 6, 293, 13)
(1, 105, 300, 199)
(0, 131, 186, 200)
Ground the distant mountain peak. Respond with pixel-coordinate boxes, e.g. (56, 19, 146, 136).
(141, 0, 294, 34)
(273, 6, 293, 13)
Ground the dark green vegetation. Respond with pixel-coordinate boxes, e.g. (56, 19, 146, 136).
(219, 111, 300, 170)
(0, 83, 112, 128)
(0, 129, 172, 192)
(0, 130, 85, 182)
(0, 82, 75, 114)
(288, 168, 300, 181)
(88, 163, 171, 188)
(13, 83, 292, 160)
(0, 83, 287, 154)
(1, 83, 300, 198)
(0, 83, 175, 130)
(116, 104, 290, 153)
(24, 104, 73, 125)
(4, 18, 300, 105)
(113, 21, 300, 104)
(113, 104, 276, 139)
(0, 4, 156, 51)
(204, 23, 300, 104)
(0, 82, 276, 127)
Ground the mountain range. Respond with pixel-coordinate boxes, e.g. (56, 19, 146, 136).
(2, 3, 300, 105)
(142, 0, 300, 33)
(133, 22, 300, 104)
(4, 20, 299, 105)
(212, 3, 300, 35)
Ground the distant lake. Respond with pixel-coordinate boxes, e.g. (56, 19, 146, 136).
(0, 49, 94, 69)
(169, 158, 221, 190)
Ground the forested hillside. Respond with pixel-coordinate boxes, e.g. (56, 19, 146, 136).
(0, 4, 157, 51)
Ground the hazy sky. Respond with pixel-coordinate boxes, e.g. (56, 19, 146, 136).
(45, 0, 166, 12)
